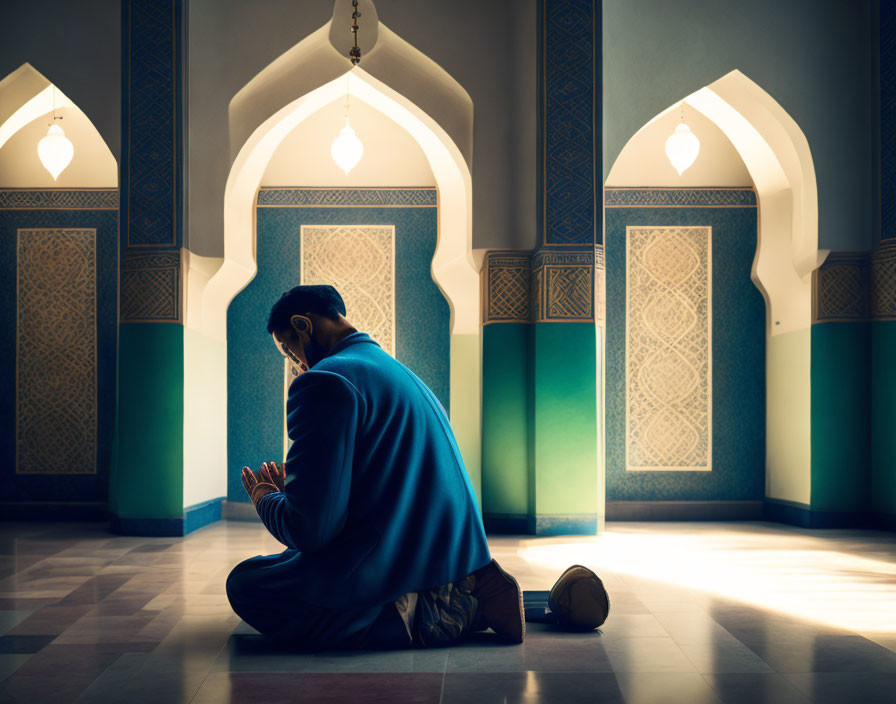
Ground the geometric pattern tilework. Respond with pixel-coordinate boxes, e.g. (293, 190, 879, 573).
(882, 0, 896, 240)
(872, 242, 896, 320)
(120, 251, 181, 323)
(0, 189, 119, 210)
(605, 188, 757, 208)
(16, 229, 97, 474)
(626, 227, 711, 471)
(258, 188, 437, 207)
(125, 0, 178, 247)
(813, 253, 870, 323)
(483, 249, 594, 323)
(485, 253, 531, 323)
(300, 225, 396, 355)
(595, 244, 605, 326)
(535, 250, 594, 320)
(542, 0, 595, 246)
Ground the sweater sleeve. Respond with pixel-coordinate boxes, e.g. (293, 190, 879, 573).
(255, 370, 362, 551)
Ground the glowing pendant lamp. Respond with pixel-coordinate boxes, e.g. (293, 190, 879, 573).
(330, 116, 363, 174)
(665, 104, 700, 176)
(330, 2, 365, 175)
(38, 87, 73, 181)
(38, 123, 74, 180)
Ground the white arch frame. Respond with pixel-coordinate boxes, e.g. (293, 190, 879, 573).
(605, 69, 820, 508)
(184, 67, 482, 509)
(0, 63, 117, 186)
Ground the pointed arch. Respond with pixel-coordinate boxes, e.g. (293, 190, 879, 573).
(183, 8, 481, 509)
(0, 63, 117, 187)
(606, 69, 820, 508)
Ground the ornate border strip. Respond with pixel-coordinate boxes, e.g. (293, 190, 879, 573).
(604, 188, 757, 208)
(541, 0, 597, 246)
(872, 241, 896, 321)
(812, 252, 870, 323)
(257, 188, 438, 207)
(123, 0, 179, 248)
(120, 250, 182, 323)
(483, 248, 595, 323)
(0, 189, 119, 210)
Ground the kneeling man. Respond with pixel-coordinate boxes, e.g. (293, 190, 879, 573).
(226, 285, 524, 650)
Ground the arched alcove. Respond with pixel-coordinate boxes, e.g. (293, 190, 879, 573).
(0, 63, 117, 187)
(0, 63, 119, 508)
(604, 69, 820, 509)
(183, 3, 481, 511)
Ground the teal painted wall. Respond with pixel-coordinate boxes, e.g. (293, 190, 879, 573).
(482, 323, 529, 518)
(112, 323, 184, 519)
(810, 323, 871, 513)
(872, 321, 896, 518)
(531, 322, 599, 518)
(481, 320, 599, 531)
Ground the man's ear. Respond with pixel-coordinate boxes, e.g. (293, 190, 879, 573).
(290, 314, 312, 338)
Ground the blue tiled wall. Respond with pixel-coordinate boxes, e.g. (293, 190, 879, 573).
(226, 192, 448, 502)
(604, 194, 765, 501)
(0, 206, 119, 503)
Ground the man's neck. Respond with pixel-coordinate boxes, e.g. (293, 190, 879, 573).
(321, 324, 358, 354)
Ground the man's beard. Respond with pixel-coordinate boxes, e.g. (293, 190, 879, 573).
(304, 337, 329, 368)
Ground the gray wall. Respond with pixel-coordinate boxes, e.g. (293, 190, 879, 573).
(603, 0, 876, 252)
(0, 0, 121, 160)
(188, 0, 538, 257)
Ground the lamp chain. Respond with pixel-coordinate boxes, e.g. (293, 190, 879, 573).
(350, 0, 361, 65)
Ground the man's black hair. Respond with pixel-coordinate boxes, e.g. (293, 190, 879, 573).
(267, 285, 347, 335)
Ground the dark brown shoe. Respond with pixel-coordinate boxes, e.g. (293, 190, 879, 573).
(469, 559, 525, 643)
(548, 564, 609, 631)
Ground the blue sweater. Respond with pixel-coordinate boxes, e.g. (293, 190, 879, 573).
(256, 331, 491, 610)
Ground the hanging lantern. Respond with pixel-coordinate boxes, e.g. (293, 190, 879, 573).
(664, 122, 700, 176)
(38, 123, 74, 180)
(330, 117, 364, 174)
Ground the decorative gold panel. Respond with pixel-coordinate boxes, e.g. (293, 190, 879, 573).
(17, 229, 97, 474)
(300, 225, 396, 355)
(626, 227, 712, 471)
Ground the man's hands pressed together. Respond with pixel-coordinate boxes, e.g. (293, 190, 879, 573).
(241, 461, 287, 506)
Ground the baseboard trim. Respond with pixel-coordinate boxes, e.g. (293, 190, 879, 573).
(534, 514, 598, 536)
(110, 516, 185, 537)
(0, 502, 109, 521)
(607, 500, 764, 521)
(483, 513, 530, 534)
(110, 497, 224, 537)
(222, 500, 259, 521)
(872, 512, 896, 531)
(763, 498, 874, 529)
(183, 497, 224, 534)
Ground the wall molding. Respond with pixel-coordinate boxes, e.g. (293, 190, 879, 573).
(605, 187, 757, 208)
(257, 187, 437, 207)
(0, 189, 119, 210)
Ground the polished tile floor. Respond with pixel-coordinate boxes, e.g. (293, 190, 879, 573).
(1, 520, 895, 703)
